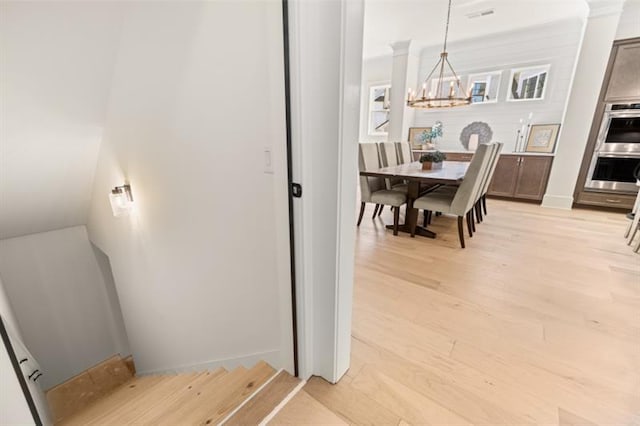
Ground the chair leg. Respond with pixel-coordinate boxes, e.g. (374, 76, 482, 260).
(466, 211, 473, 237)
(428, 211, 432, 225)
(423, 210, 428, 227)
(393, 206, 400, 236)
(470, 209, 476, 232)
(372, 204, 380, 218)
(357, 202, 366, 226)
(482, 195, 488, 216)
(378, 205, 384, 216)
(475, 202, 483, 223)
(457, 216, 466, 248)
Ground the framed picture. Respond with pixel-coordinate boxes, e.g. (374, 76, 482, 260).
(507, 65, 550, 101)
(467, 71, 501, 104)
(408, 127, 432, 148)
(525, 124, 560, 153)
(367, 84, 391, 136)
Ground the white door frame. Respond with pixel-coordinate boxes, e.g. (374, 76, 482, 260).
(285, 0, 364, 382)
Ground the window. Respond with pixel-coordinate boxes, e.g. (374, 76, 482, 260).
(368, 84, 390, 135)
(507, 65, 550, 101)
(467, 71, 501, 104)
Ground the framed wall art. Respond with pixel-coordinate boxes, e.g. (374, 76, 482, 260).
(525, 123, 560, 153)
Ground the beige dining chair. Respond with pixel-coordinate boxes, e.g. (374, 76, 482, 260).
(626, 179, 640, 252)
(396, 141, 412, 164)
(358, 143, 407, 234)
(413, 143, 494, 248)
(423, 142, 502, 229)
(380, 142, 408, 193)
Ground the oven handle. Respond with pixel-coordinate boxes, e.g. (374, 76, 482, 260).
(596, 153, 640, 159)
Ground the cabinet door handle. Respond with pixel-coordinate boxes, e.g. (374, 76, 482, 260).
(605, 199, 622, 203)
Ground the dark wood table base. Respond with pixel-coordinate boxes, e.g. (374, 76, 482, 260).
(385, 223, 436, 238)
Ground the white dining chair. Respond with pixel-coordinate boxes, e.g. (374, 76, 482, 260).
(396, 141, 412, 164)
(358, 143, 407, 234)
(380, 142, 408, 193)
(413, 143, 495, 248)
(422, 142, 501, 231)
(626, 179, 640, 252)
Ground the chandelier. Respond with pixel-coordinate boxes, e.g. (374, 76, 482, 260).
(407, 0, 470, 109)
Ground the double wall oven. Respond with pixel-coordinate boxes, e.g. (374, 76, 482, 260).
(585, 103, 640, 193)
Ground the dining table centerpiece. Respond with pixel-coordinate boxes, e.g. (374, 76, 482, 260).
(419, 151, 447, 170)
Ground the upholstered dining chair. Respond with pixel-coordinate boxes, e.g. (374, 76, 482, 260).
(380, 142, 408, 193)
(396, 141, 412, 164)
(358, 143, 407, 234)
(476, 142, 503, 221)
(413, 143, 495, 248)
(422, 142, 502, 229)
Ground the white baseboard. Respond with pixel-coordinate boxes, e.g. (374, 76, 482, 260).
(541, 194, 574, 210)
(135, 349, 281, 376)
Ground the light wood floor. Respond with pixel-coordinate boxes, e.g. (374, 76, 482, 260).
(272, 200, 640, 425)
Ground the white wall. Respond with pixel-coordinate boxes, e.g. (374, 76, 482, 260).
(616, 0, 640, 39)
(0, 341, 33, 426)
(0, 2, 124, 239)
(1, 276, 51, 425)
(0, 276, 33, 426)
(87, 1, 293, 376)
(0, 226, 130, 389)
(411, 18, 584, 152)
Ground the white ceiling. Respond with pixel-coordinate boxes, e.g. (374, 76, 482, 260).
(363, 0, 590, 58)
(0, 2, 124, 239)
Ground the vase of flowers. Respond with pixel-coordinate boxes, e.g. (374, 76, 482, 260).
(419, 151, 447, 170)
(418, 121, 444, 150)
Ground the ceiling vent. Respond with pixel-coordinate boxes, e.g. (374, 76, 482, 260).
(466, 9, 495, 19)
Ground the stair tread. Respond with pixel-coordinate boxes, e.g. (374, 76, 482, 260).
(55, 361, 280, 426)
(132, 368, 228, 424)
(195, 361, 276, 426)
(156, 361, 276, 426)
(58, 376, 162, 426)
(88, 373, 201, 425)
(152, 366, 250, 426)
(224, 370, 300, 426)
(48, 355, 133, 423)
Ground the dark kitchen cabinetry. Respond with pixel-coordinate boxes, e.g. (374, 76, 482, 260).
(487, 155, 554, 202)
(575, 37, 640, 210)
(605, 39, 640, 102)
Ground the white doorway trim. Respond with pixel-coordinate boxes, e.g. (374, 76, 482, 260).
(285, 0, 364, 382)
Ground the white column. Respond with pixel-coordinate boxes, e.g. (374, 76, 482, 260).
(542, 0, 624, 209)
(388, 40, 419, 142)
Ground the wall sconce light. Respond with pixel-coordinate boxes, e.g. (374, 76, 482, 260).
(109, 184, 133, 217)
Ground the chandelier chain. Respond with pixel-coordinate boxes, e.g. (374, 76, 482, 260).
(443, 0, 452, 53)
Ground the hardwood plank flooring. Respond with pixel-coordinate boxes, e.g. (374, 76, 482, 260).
(283, 200, 640, 425)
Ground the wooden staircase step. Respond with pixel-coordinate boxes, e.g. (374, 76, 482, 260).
(152, 366, 248, 426)
(88, 373, 201, 425)
(58, 375, 163, 425)
(47, 355, 133, 423)
(196, 361, 277, 426)
(131, 368, 227, 424)
(224, 370, 300, 425)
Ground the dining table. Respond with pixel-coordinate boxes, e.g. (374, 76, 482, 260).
(359, 160, 470, 238)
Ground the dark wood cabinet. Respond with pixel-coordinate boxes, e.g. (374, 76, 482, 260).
(488, 155, 553, 202)
(605, 40, 640, 102)
(487, 156, 519, 197)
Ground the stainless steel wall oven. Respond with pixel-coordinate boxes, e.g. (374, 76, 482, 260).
(586, 103, 640, 193)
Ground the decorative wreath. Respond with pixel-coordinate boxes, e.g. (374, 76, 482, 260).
(459, 122, 493, 151)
